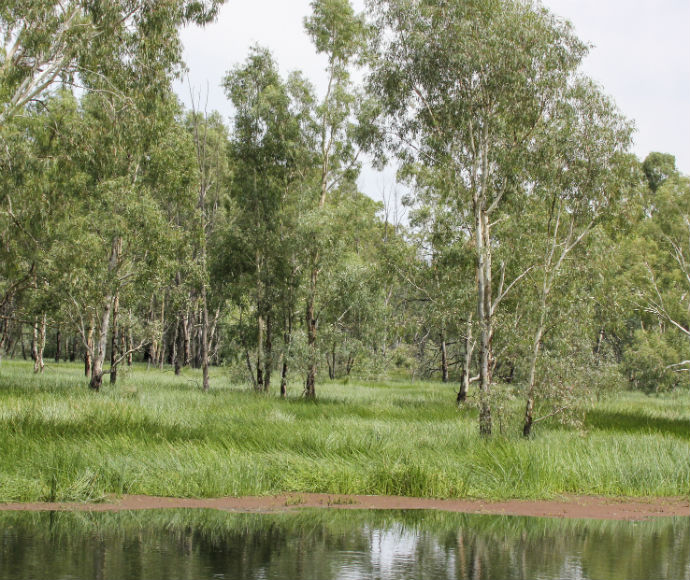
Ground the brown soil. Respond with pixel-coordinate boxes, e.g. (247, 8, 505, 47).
(0, 494, 687, 520)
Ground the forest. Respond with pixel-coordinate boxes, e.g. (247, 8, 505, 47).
(1, 0, 689, 449)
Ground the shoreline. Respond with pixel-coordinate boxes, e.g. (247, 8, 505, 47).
(1, 493, 687, 521)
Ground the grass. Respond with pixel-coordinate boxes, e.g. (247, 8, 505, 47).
(0, 359, 688, 503)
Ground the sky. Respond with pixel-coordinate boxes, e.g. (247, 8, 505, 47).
(177, 0, 690, 201)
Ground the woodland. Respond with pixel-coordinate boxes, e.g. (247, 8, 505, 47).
(1, 0, 689, 446)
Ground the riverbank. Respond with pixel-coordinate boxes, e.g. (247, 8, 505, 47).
(0, 493, 687, 521)
(0, 360, 688, 503)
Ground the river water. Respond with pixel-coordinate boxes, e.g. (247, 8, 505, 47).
(0, 509, 687, 579)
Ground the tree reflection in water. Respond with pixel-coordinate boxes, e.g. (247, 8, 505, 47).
(0, 509, 687, 580)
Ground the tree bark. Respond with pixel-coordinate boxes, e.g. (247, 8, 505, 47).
(126, 312, 133, 366)
(31, 319, 38, 363)
(304, 265, 318, 399)
(264, 312, 272, 392)
(256, 312, 265, 392)
(208, 307, 221, 365)
(158, 294, 166, 370)
(522, 316, 544, 438)
(110, 292, 119, 385)
(85, 317, 94, 377)
(89, 237, 120, 391)
(346, 353, 355, 376)
(475, 202, 493, 436)
(172, 311, 181, 375)
(183, 305, 191, 367)
(33, 314, 46, 374)
(457, 315, 474, 403)
(280, 311, 293, 398)
(440, 332, 449, 383)
(200, 287, 209, 392)
(328, 342, 336, 380)
(0, 322, 6, 367)
(55, 326, 61, 363)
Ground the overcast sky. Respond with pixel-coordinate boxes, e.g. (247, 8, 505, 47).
(177, 0, 690, 199)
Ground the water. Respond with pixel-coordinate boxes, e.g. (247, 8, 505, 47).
(0, 509, 687, 579)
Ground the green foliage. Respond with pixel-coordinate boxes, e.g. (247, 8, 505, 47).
(643, 152, 678, 193)
(623, 330, 685, 393)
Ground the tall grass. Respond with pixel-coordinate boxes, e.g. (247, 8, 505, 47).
(0, 359, 688, 502)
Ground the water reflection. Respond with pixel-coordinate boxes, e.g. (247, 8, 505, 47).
(0, 509, 687, 580)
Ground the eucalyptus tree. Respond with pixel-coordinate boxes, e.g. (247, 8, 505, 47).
(45, 90, 184, 390)
(317, 190, 390, 379)
(223, 47, 314, 393)
(398, 163, 477, 391)
(180, 110, 232, 391)
(367, 0, 587, 434)
(624, 163, 690, 390)
(520, 78, 633, 436)
(0, 90, 85, 369)
(0, 0, 225, 125)
(1, 0, 227, 387)
(302, 0, 370, 398)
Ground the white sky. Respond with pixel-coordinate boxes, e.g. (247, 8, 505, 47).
(177, 0, 690, 199)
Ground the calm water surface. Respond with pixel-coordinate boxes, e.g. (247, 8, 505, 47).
(0, 509, 687, 580)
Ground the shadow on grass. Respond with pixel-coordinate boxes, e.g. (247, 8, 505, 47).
(586, 409, 690, 440)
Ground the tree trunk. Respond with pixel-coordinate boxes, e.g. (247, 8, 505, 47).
(183, 306, 191, 367)
(280, 358, 289, 397)
(208, 307, 221, 365)
(522, 326, 542, 438)
(245, 347, 257, 390)
(90, 296, 113, 391)
(256, 310, 265, 392)
(158, 294, 166, 370)
(85, 316, 94, 377)
(200, 287, 209, 392)
(190, 308, 200, 369)
(110, 292, 119, 385)
(523, 284, 549, 437)
(90, 237, 120, 391)
(31, 319, 38, 363)
(171, 312, 181, 375)
(440, 333, 449, 383)
(55, 326, 61, 363)
(304, 265, 318, 399)
(346, 353, 355, 376)
(255, 249, 266, 392)
(328, 342, 336, 380)
(457, 315, 474, 403)
(0, 324, 6, 367)
(33, 314, 46, 374)
(280, 312, 293, 398)
(264, 312, 272, 392)
(475, 195, 493, 436)
(126, 312, 133, 366)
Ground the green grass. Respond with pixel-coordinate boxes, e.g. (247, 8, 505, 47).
(0, 359, 688, 502)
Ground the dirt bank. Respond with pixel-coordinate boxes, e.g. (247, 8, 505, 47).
(1, 494, 687, 520)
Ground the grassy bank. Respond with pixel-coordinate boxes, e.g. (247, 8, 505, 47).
(0, 359, 688, 502)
